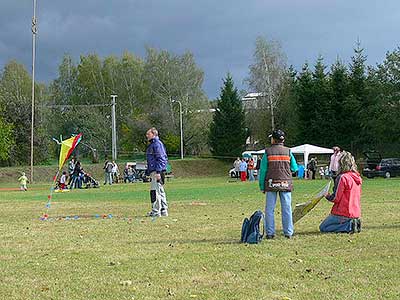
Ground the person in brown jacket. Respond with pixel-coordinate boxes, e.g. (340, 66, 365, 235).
(258, 129, 298, 239)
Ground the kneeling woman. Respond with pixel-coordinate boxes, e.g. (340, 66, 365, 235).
(320, 151, 362, 233)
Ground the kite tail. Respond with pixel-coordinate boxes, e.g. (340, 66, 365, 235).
(41, 171, 60, 219)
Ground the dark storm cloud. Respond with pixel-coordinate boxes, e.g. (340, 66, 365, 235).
(1, 0, 399, 98)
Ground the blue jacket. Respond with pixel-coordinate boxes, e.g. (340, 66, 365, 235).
(146, 137, 168, 174)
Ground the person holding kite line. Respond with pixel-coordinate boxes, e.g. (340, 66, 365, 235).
(259, 129, 298, 239)
(145, 127, 169, 218)
(320, 151, 362, 233)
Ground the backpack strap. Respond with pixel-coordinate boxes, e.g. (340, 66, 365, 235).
(260, 212, 265, 240)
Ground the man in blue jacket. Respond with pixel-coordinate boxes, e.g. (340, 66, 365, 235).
(146, 127, 169, 217)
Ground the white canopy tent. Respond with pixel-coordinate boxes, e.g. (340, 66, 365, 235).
(290, 144, 333, 168)
(243, 144, 333, 168)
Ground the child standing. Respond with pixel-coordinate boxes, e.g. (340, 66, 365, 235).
(319, 167, 325, 179)
(59, 171, 67, 190)
(239, 158, 248, 182)
(18, 172, 28, 191)
(324, 166, 330, 179)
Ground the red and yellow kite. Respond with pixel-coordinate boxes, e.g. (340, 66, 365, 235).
(58, 133, 82, 170)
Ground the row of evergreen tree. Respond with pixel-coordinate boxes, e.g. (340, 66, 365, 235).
(210, 43, 400, 158)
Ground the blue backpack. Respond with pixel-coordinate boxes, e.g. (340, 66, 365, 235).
(241, 210, 264, 244)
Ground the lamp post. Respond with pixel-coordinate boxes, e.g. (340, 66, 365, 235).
(30, 0, 37, 183)
(172, 100, 183, 159)
(111, 95, 117, 161)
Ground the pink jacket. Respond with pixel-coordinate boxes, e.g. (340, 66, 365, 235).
(326, 171, 362, 218)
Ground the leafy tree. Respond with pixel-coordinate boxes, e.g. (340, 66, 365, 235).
(163, 133, 180, 155)
(246, 37, 287, 130)
(0, 115, 14, 161)
(143, 48, 210, 155)
(209, 75, 247, 157)
(0, 60, 47, 165)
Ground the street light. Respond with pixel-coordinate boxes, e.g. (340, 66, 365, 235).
(110, 95, 117, 161)
(30, 0, 38, 183)
(172, 100, 183, 159)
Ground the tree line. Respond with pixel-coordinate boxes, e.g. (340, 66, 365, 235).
(0, 48, 211, 165)
(1, 39, 399, 166)
(239, 38, 400, 157)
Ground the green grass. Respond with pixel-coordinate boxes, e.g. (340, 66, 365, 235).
(0, 177, 399, 300)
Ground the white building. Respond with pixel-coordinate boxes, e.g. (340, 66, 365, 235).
(241, 92, 265, 110)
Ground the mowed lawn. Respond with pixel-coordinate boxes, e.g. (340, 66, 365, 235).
(0, 177, 399, 300)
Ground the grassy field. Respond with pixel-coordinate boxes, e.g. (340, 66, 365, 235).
(0, 177, 399, 300)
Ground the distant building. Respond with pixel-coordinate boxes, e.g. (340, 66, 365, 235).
(241, 92, 265, 110)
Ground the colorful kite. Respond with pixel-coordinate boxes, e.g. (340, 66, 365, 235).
(57, 133, 82, 171)
(42, 134, 82, 219)
(292, 181, 331, 224)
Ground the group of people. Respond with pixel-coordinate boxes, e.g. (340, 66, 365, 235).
(233, 157, 256, 182)
(258, 129, 362, 238)
(62, 159, 99, 190)
(306, 146, 342, 180)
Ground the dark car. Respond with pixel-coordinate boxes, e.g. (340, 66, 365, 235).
(362, 152, 400, 178)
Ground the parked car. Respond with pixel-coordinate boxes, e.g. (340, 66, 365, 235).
(124, 162, 150, 182)
(362, 152, 400, 178)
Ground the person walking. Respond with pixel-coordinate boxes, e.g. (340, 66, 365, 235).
(18, 172, 28, 191)
(146, 127, 169, 217)
(239, 158, 248, 182)
(307, 157, 317, 180)
(248, 158, 255, 181)
(112, 161, 119, 183)
(103, 158, 113, 185)
(320, 151, 362, 233)
(259, 129, 298, 239)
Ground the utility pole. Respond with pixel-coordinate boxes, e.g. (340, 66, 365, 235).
(172, 100, 184, 159)
(111, 95, 117, 161)
(30, 0, 37, 183)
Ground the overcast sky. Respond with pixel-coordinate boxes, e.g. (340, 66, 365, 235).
(1, 0, 399, 99)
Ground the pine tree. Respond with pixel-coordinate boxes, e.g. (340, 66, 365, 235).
(209, 74, 247, 157)
(329, 59, 349, 148)
(312, 56, 332, 146)
(275, 65, 299, 145)
(296, 63, 314, 143)
(346, 41, 367, 153)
